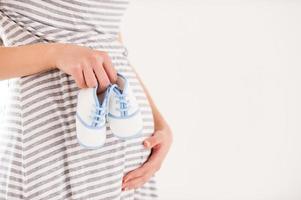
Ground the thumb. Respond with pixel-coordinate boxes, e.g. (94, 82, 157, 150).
(143, 131, 162, 149)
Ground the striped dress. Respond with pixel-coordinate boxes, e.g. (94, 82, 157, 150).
(0, 1, 158, 199)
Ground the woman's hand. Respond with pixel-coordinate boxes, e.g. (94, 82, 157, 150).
(120, 61, 173, 191)
(52, 43, 117, 93)
(122, 121, 173, 191)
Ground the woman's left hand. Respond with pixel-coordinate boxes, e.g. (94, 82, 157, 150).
(122, 122, 173, 191)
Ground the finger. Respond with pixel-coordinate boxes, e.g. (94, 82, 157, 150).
(122, 165, 147, 184)
(123, 152, 161, 184)
(124, 134, 168, 183)
(101, 52, 117, 83)
(122, 149, 166, 190)
(122, 175, 150, 191)
(72, 65, 87, 89)
(146, 142, 169, 167)
(83, 65, 97, 88)
(138, 144, 169, 177)
(143, 131, 163, 149)
(93, 63, 111, 93)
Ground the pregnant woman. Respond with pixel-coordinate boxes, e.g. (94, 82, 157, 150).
(0, 1, 172, 199)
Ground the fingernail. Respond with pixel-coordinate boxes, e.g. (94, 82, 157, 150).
(144, 141, 150, 148)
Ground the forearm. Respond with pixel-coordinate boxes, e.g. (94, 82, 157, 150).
(0, 43, 56, 80)
(117, 33, 167, 128)
(134, 70, 168, 129)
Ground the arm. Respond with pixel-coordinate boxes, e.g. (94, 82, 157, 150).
(0, 43, 117, 92)
(117, 33, 173, 190)
(0, 43, 56, 80)
(117, 33, 168, 130)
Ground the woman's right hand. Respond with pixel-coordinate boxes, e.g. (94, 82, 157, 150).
(52, 43, 117, 93)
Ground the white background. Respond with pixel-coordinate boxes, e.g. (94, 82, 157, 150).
(1, 0, 301, 199)
(121, 0, 301, 199)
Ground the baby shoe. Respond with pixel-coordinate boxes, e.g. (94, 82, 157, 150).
(76, 85, 110, 149)
(107, 73, 143, 138)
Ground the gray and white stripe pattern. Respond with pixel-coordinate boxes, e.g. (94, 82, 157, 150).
(0, 0, 158, 199)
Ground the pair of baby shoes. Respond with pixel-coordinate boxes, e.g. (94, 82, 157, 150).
(75, 73, 143, 149)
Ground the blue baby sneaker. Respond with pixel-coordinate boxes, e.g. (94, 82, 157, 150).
(76, 85, 111, 149)
(107, 73, 143, 139)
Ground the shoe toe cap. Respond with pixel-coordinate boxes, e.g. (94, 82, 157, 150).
(108, 111, 143, 138)
(76, 120, 106, 149)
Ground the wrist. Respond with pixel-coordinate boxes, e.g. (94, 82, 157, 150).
(153, 111, 169, 131)
(45, 42, 62, 70)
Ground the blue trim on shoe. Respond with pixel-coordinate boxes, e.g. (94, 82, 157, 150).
(76, 113, 106, 129)
(93, 87, 100, 107)
(115, 73, 129, 95)
(112, 127, 144, 140)
(91, 87, 100, 127)
(107, 109, 140, 119)
(77, 136, 106, 149)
